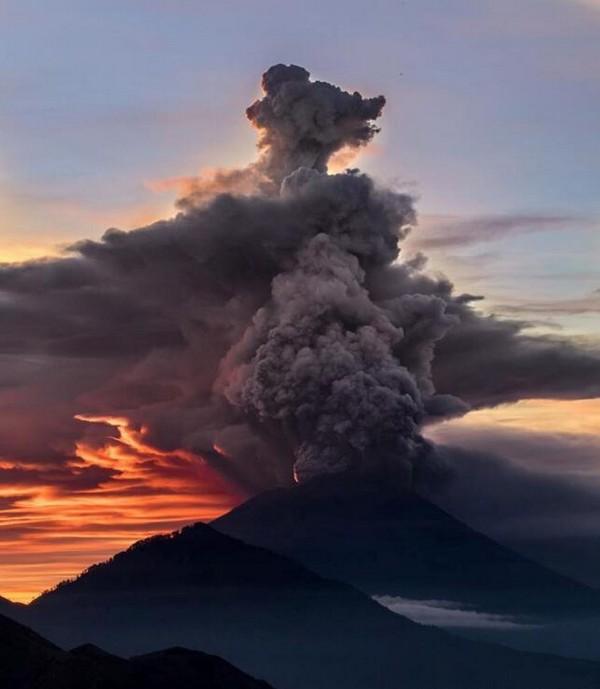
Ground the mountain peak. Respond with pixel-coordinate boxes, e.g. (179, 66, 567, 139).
(215, 474, 599, 618)
(34, 520, 321, 601)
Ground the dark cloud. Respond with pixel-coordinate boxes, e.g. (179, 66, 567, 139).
(433, 312, 600, 408)
(247, 64, 386, 189)
(429, 421, 600, 482)
(410, 214, 592, 250)
(423, 431, 600, 586)
(1, 64, 599, 493)
(367, 258, 600, 409)
(0, 463, 119, 491)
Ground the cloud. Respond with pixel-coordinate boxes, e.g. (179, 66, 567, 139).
(0, 415, 240, 602)
(246, 63, 385, 190)
(374, 596, 533, 630)
(0, 65, 599, 492)
(431, 310, 600, 408)
(495, 292, 600, 316)
(408, 214, 594, 251)
(0, 64, 459, 492)
(421, 414, 600, 586)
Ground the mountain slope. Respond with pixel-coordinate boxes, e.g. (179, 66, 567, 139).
(0, 612, 274, 689)
(214, 473, 599, 617)
(0, 594, 26, 618)
(0, 611, 72, 687)
(25, 520, 600, 689)
(128, 647, 274, 689)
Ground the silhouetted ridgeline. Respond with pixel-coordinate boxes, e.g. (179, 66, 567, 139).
(215, 473, 600, 616)
(17, 521, 600, 689)
(0, 612, 274, 689)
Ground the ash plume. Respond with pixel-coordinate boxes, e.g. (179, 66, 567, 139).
(247, 64, 386, 188)
(1, 64, 600, 492)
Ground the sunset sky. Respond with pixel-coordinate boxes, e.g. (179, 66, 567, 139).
(0, 0, 599, 602)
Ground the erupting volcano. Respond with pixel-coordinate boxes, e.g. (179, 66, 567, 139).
(1, 63, 600, 604)
(2, 56, 600, 689)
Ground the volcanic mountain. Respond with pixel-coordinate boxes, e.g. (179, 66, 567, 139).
(215, 473, 598, 615)
(0, 611, 274, 689)
(23, 520, 600, 689)
(214, 473, 600, 657)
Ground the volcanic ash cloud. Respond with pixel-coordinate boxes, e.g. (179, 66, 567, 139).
(1, 64, 600, 492)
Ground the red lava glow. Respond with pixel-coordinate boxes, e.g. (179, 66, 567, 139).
(0, 415, 242, 603)
(211, 442, 230, 458)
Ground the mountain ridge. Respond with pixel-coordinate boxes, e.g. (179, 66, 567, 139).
(21, 517, 600, 689)
(214, 472, 599, 617)
(0, 611, 274, 689)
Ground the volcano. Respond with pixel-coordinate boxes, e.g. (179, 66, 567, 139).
(215, 473, 598, 615)
(214, 473, 600, 657)
(3, 61, 600, 687)
(20, 518, 600, 689)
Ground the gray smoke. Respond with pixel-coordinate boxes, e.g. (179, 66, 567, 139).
(1, 64, 600, 492)
(248, 64, 386, 188)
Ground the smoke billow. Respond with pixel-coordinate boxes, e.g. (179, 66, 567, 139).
(247, 64, 385, 188)
(2, 64, 600, 492)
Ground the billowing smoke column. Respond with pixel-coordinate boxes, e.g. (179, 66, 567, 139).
(1, 64, 600, 493)
(212, 64, 465, 482)
(247, 64, 385, 187)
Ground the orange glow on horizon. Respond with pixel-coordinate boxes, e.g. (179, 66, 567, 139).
(425, 398, 600, 476)
(428, 398, 600, 437)
(0, 196, 175, 264)
(0, 415, 242, 603)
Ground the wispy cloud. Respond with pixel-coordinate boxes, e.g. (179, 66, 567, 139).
(496, 291, 600, 316)
(374, 596, 533, 630)
(409, 214, 595, 251)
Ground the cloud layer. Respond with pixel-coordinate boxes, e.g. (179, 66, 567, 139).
(425, 402, 600, 587)
(1, 64, 600, 490)
(375, 595, 532, 630)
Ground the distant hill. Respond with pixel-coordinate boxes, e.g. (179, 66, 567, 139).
(24, 520, 600, 689)
(0, 595, 25, 618)
(0, 612, 274, 689)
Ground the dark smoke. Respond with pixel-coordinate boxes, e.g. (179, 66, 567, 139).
(1, 64, 600, 491)
(247, 64, 385, 188)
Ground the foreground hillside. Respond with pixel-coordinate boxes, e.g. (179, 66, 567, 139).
(20, 520, 600, 689)
(0, 612, 273, 689)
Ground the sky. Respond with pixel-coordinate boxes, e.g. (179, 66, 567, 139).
(0, 0, 599, 601)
